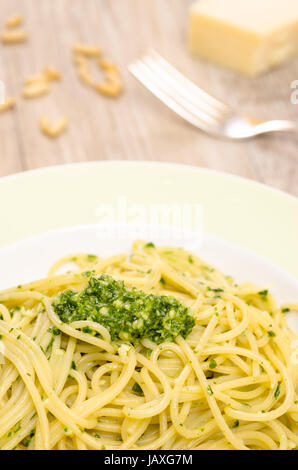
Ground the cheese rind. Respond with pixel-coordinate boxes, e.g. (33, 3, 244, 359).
(188, 0, 298, 76)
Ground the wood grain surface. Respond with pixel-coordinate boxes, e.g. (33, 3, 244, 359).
(0, 0, 298, 195)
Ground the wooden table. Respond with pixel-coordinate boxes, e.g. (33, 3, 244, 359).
(1, 0, 298, 196)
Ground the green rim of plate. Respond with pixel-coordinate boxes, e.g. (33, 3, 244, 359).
(1, 161, 298, 279)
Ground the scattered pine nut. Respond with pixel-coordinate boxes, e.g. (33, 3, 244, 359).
(40, 116, 68, 138)
(22, 81, 49, 98)
(94, 79, 123, 98)
(95, 59, 123, 97)
(1, 30, 27, 44)
(4, 14, 23, 28)
(0, 97, 16, 113)
(73, 44, 102, 57)
(23, 66, 60, 98)
(44, 66, 61, 81)
(98, 58, 119, 74)
(25, 74, 47, 85)
(24, 66, 61, 87)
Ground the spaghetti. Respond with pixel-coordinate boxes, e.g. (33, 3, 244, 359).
(0, 240, 297, 450)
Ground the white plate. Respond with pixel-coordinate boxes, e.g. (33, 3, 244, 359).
(0, 224, 297, 334)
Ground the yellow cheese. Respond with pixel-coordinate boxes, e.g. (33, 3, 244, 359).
(188, 0, 298, 75)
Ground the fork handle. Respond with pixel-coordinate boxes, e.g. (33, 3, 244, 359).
(254, 120, 298, 135)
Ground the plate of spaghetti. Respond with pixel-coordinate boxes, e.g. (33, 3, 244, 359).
(0, 161, 297, 450)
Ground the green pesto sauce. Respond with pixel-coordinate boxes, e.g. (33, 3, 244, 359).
(53, 274, 195, 345)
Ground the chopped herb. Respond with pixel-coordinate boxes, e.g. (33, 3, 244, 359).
(268, 330, 276, 337)
(207, 287, 224, 293)
(23, 430, 35, 447)
(0, 335, 2, 340)
(258, 290, 268, 300)
(207, 385, 213, 396)
(281, 307, 290, 313)
(160, 277, 166, 285)
(17, 335, 21, 340)
(14, 423, 21, 433)
(71, 361, 77, 370)
(132, 382, 144, 396)
(232, 420, 239, 428)
(145, 242, 155, 248)
(87, 254, 97, 261)
(209, 359, 217, 369)
(188, 255, 194, 264)
(46, 337, 54, 353)
(82, 326, 93, 334)
(48, 327, 61, 336)
(274, 383, 281, 399)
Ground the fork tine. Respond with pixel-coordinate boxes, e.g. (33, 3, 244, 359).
(136, 59, 220, 126)
(147, 50, 229, 114)
(142, 54, 225, 121)
(129, 60, 217, 133)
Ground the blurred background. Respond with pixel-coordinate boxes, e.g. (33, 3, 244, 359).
(0, 0, 297, 195)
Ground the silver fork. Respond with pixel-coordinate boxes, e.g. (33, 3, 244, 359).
(129, 50, 298, 140)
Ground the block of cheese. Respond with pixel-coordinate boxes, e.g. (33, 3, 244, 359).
(188, 0, 298, 75)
